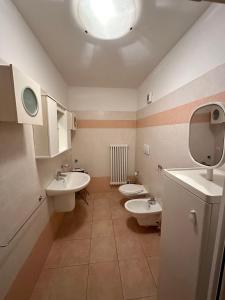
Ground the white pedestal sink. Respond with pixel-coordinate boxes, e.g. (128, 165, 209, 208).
(46, 172, 91, 212)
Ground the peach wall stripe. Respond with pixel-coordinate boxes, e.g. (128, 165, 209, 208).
(4, 212, 64, 300)
(137, 91, 225, 128)
(78, 119, 136, 128)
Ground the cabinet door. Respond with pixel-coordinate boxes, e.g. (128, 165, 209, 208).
(12, 66, 43, 125)
(47, 97, 58, 157)
(158, 176, 211, 300)
(66, 110, 72, 149)
(33, 96, 50, 157)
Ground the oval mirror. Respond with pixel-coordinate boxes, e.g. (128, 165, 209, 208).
(189, 103, 225, 168)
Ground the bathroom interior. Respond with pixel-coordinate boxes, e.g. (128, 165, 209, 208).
(1, 0, 225, 299)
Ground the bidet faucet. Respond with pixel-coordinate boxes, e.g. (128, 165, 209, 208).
(147, 197, 156, 208)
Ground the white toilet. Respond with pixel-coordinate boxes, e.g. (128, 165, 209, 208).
(118, 184, 148, 198)
(125, 198, 162, 226)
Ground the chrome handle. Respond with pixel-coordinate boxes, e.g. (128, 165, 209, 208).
(189, 209, 197, 224)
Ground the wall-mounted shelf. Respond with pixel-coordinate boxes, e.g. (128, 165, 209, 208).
(33, 95, 72, 158)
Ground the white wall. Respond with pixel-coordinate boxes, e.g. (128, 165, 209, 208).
(138, 4, 225, 109)
(0, 0, 67, 105)
(68, 87, 137, 112)
(68, 86, 137, 180)
(136, 3, 225, 201)
(0, 1, 70, 299)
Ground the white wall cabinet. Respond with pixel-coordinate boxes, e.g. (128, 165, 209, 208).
(0, 64, 43, 125)
(33, 95, 71, 158)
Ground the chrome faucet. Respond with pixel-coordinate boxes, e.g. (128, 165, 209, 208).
(147, 197, 156, 208)
(55, 171, 67, 181)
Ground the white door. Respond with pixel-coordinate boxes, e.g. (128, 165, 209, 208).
(158, 176, 210, 300)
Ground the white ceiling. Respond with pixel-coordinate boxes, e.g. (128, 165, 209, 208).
(12, 0, 209, 88)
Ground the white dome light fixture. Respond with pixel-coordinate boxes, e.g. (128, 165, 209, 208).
(73, 0, 139, 40)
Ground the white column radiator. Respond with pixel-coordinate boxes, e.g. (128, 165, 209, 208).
(110, 144, 128, 185)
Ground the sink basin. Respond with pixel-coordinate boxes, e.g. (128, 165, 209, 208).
(46, 172, 90, 196)
(46, 172, 91, 212)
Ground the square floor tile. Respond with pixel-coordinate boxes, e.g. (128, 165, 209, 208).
(51, 265, 88, 300)
(57, 219, 92, 241)
(92, 220, 114, 238)
(87, 261, 123, 300)
(30, 268, 57, 300)
(105, 191, 122, 200)
(115, 234, 144, 260)
(45, 241, 63, 268)
(93, 196, 110, 208)
(90, 236, 117, 263)
(74, 203, 93, 223)
(147, 257, 160, 286)
(31, 266, 88, 300)
(111, 205, 130, 220)
(45, 239, 91, 268)
(93, 205, 111, 221)
(138, 233, 160, 257)
(119, 258, 157, 299)
(109, 196, 126, 208)
(59, 239, 90, 267)
(113, 217, 138, 237)
(93, 192, 111, 201)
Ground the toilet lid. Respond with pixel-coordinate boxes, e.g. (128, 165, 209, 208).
(119, 184, 144, 195)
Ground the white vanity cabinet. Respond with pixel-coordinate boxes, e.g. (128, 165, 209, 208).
(33, 95, 71, 158)
(159, 168, 224, 300)
(0, 64, 43, 125)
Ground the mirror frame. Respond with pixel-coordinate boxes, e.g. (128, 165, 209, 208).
(22, 86, 39, 117)
(189, 102, 225, 169)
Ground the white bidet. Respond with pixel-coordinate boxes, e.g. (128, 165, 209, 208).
(125, 198, 162, 226)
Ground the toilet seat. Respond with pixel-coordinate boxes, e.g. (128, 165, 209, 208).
(119, 184, 148, 197)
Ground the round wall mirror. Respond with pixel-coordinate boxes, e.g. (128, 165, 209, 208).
(189, 103, 225, 170)
(22, 87, 39, 117)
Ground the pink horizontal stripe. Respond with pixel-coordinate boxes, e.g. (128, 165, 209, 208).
(78, 119, 137, 128)
(76, 91, 225, 129)
(137, 91, 225, 128)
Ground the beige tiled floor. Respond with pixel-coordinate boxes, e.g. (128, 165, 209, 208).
(30, 191, 160, 300)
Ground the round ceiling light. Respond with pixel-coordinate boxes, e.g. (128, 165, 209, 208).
(73, 0, 139, 40)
